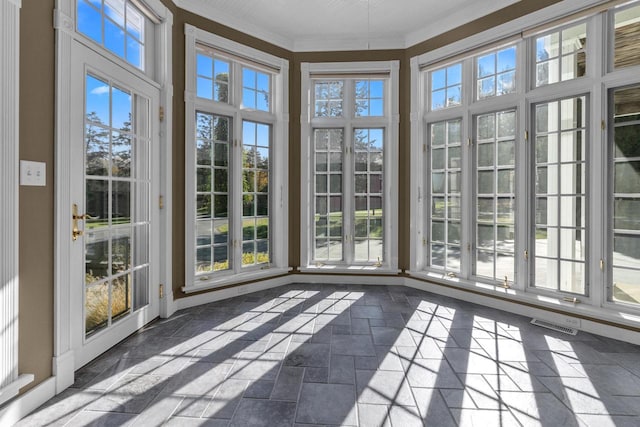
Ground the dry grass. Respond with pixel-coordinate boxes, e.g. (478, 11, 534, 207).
(85, 277, 131, 333)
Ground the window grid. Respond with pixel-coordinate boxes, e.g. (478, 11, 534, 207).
(242, 121, 271, 267)
(429, 119, 462, 272)
(354, 128, 384, 263)
(535, 23, 587, 87)
(430, 63, 462, 111)
(476, 46, 517, 100)
(355, 80, 384, 117)
(533, 96, 587, 295)
(313, 129, 344, 262)
(242, 68, 271, 111)
(77, 0, 146, 70)
(315, 81, 344, 117)
(196, 52, 230, 103)
(195, 112, 230, 274)
(610, 86, 640, 305)
(475, 110, 517, 283)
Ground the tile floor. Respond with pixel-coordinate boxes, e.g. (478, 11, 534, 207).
(17, 283, 640, 426)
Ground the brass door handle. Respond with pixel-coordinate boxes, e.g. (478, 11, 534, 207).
(72, 203, 91, 241)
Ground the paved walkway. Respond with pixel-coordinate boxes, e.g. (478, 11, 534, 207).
(17, 283, 640, 426)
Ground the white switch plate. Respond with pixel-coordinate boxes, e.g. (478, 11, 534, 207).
(20, 160, 46, 186)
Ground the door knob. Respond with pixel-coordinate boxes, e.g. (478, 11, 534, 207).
(72, 203, 90, 241)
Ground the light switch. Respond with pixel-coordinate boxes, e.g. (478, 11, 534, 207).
(20, 160, 46, 186)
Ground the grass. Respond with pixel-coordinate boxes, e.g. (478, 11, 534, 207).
(85, 276, 130, 334)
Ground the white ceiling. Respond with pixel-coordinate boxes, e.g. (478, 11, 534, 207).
(174, 0, 522, 52)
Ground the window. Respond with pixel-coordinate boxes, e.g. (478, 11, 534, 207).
(185, 26, 289, 291)
(609, 86, 640, 305)
(474, 110, 516, 283)
(429, 119, 462, 272)
(476, 46, 517, 99)
(534, 23, 586, 87)
(532, 96, 587, 295)
(301, 62, 399, 271)
(77, 0, 150, 70)
(612, 3, 640, 69)
(430, 63, 462, 110)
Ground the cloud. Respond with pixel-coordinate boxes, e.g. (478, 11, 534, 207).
(91, 85, 110, 95)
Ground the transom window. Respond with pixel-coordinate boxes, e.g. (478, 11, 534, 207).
(534, 23, 587, 87)
(476, 46, 517, 99)
(242, 68, 271, 111)
(612, 3, 640, 69)
(196, 53, 230, 102)
(315, 81, 344, 117)
(430, 63, 462, 110)
(77, 0, 148, 70)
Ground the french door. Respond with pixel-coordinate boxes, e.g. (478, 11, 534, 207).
(69, 41, 160, 366)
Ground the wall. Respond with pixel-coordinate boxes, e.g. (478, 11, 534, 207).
(18, 0, 56, 393)
(14, 0, 564, 395)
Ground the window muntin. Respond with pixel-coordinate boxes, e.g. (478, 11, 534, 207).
(429, 119, 462, 271)
(354, 128, 384, 262)
(355, 80, 384, 117)
(242, 68, 271, 111)
(242, 121, 271, 266)
(535, 23, 586, 87)
(313, 129, 344, 262)
(613, 4, 640, 69)
(533, 96, 587, 295)
(430, 63, 462, 110)
(315, 81, 344, 117)
(77, 0, 146, 70)
(195, 112, 230, 274)
(196, 52, 230, 102)
(474, 110, 516, 283)
(610, 86, 640, 306)
(476, 46, 517, 100)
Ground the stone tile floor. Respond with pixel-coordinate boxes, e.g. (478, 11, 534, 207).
(17, 283, 640, 426)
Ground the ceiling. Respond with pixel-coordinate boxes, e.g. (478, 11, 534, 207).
(173, 0, 522, 52)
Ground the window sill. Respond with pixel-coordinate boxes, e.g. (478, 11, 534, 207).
(183, 267, 291, 294)
(407, 270, 640, 329)
(300, 265, 401, 275)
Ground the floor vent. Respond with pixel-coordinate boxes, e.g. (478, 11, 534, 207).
(530, 319, 578, 336)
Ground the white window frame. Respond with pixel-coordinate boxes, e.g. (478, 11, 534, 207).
(184, 24, 289, 293)
(410, 0, 640, 327)
(300, 61, 400, 274)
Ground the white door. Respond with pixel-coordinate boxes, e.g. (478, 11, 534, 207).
(69, 41, 160, 367)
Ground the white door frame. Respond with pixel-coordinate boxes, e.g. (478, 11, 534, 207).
(53, 0, 173, 393)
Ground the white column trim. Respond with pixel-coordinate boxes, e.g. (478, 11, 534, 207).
(0, 0, 33, 406)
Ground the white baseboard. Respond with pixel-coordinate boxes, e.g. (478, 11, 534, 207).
(52, 350, 74, 393)
(0, 377, 56, 426)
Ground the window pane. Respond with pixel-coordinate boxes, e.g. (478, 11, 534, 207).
(533, 97, 587, 295)
(474, 110, 516, 282)
(429, 119, 462, 272)
(476, 46, 516, 100)
(614, 5, 640, 68)
(314, 129, 343, 262)
(315, 81, 343, 117)
(430, 63, 462, 111)
(535, 24, 586, 87)
(610, 85, 640, 305)
(78, 0, 146, 71)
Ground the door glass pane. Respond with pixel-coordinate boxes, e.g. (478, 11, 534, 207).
(314, 129, 343, 261)
(474, 110, 516, 282)
(242, 121, 271, 267)
(533, 96, 587, 295)
(84, 74, 151, 336)
(611, 86, 640, 305)
(354, 128, 384, 262)
(429, 119, 461, 271)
